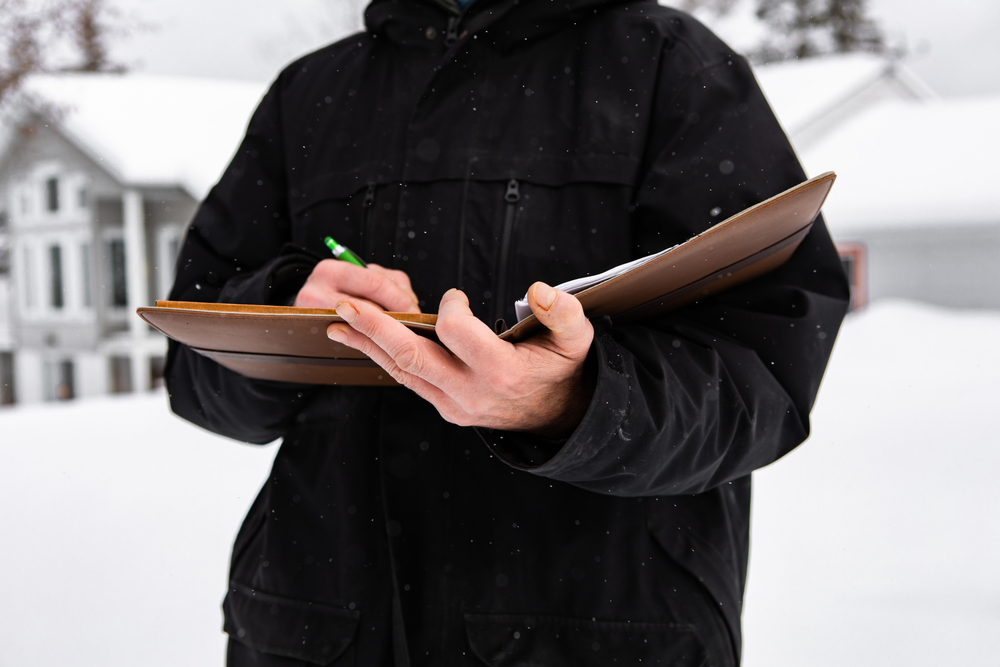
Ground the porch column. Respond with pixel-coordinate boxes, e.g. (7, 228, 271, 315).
(123, 189, 149, 392)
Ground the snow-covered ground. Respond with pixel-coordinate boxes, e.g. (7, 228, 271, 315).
(0, 394, 277, 666)
(1, 300, 998, 666)
(743, 301, 1000, 666)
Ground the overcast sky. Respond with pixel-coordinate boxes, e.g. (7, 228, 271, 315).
(111, 0, 1000, 98)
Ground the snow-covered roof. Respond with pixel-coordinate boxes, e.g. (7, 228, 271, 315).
(754, 53, 936, 138)
(7, 73, 267, 200)
(800, 94, 1000, 234)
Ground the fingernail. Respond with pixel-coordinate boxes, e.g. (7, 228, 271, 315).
(328, 326, 348, 343)
(534, 283, 557, 310)
(335, 301, 358, 323)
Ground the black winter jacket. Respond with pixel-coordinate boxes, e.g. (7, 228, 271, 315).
(165, 0, 849, 665)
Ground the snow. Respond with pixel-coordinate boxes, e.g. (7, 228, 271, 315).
(743, 301, 1000, 666)
(17, 74, 267, 200)
(0, 394, 278, 667)
(800, 95, 1000, 233)
(753, 54, 912, 135)
(1, 301, 999, 665)
(682, 1, 770, 57)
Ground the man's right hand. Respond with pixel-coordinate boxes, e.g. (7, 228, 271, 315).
(293, 259, 421, 314)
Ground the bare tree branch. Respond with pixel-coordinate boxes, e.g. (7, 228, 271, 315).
(0, 0, 132, 105)
(680, 0, 886, 64)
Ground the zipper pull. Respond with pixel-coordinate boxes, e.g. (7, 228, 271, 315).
(363, 182, 376, 207)
(504, 179, 521, 203)
(445, 17, 460, 46)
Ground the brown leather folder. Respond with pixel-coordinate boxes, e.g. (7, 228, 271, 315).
(138, 172, 835, 386)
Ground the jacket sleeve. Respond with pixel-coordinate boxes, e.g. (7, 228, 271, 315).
(481, 52, 850, 496)
(164, 77, 320, 444)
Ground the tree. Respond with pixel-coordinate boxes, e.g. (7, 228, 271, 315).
(683, 0, 886, 63)
(70, 0, 127, 73)
(1, 0, 129, 105)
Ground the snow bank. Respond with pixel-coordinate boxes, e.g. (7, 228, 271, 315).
(0, 393, 277, 667)
(743, 301, 1000, 666)
(1, 301, 998, 665)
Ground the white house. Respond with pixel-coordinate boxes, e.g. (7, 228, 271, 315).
(0, 74, 265, 404)
(797, 95, 1000, 310)
(1, 56, 996, 405)
(753, 53, 937, 152)
(755, 54, 1000, 311)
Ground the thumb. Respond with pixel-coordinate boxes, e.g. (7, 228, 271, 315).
(527, 282, 593, 358)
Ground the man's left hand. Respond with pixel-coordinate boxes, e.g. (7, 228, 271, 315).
(327, 282, 595, 438)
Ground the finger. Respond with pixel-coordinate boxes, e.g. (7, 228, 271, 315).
(308, 260, 420, 313)
(293, 284, 382, 311)
(340, 262, 421, 313)
(367, 264, 421, 312)
(333, 299, 464, 393)
(527, 282, 594, 359)
(434, 289, 510, 367)
(369, 264, 416, 293)
(327, 321, 456, 401)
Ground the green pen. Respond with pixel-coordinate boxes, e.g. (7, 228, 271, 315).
(324, 236, 368, 268)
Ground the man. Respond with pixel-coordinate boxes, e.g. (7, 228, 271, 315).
(166, 0, 849, 665)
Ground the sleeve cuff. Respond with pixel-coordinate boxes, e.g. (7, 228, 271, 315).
(476, 319, 631, 477)
(219, 243, 324, 306)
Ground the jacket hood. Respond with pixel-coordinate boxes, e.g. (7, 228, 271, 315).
(366, 0, 653, 49)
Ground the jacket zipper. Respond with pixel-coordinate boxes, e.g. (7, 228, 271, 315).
(362, 182, 377, 259)
(493, 179, 520, 326)
(444, 17, 460, 47)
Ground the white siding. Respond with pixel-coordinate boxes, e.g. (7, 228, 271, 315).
(842, 224, 1000, 310)
(13, 349, 44, 404)
(0, 278, 12, 349)
(75, 352, 109, 398)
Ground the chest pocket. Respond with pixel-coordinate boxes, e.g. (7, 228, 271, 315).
(289, 172, 400, 265)
(456, 156, 638, 327)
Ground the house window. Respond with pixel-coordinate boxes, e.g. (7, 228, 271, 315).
(46, 177, 59, 212)
(109, 356, 132, 394)
(150, 356, 166, 389)
(108, 238, 127, 307)
(836, 242, 868, 312)
(0, 352, 14, 405)
(78, 188, 88, 208)
(50, 245, 64, 309)
(81, 243, 92, 307)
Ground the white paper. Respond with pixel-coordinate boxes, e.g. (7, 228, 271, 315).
(513, 243, 679, 323)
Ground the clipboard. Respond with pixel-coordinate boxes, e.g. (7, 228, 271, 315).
(139, 172, 836, 386)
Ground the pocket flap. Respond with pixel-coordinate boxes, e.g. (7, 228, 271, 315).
(291, 151, 638, 214)
(223, 582, 360, 665)
(464, 613, 705, 667)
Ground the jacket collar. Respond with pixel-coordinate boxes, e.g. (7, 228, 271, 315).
(365, 0, 652, 50)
